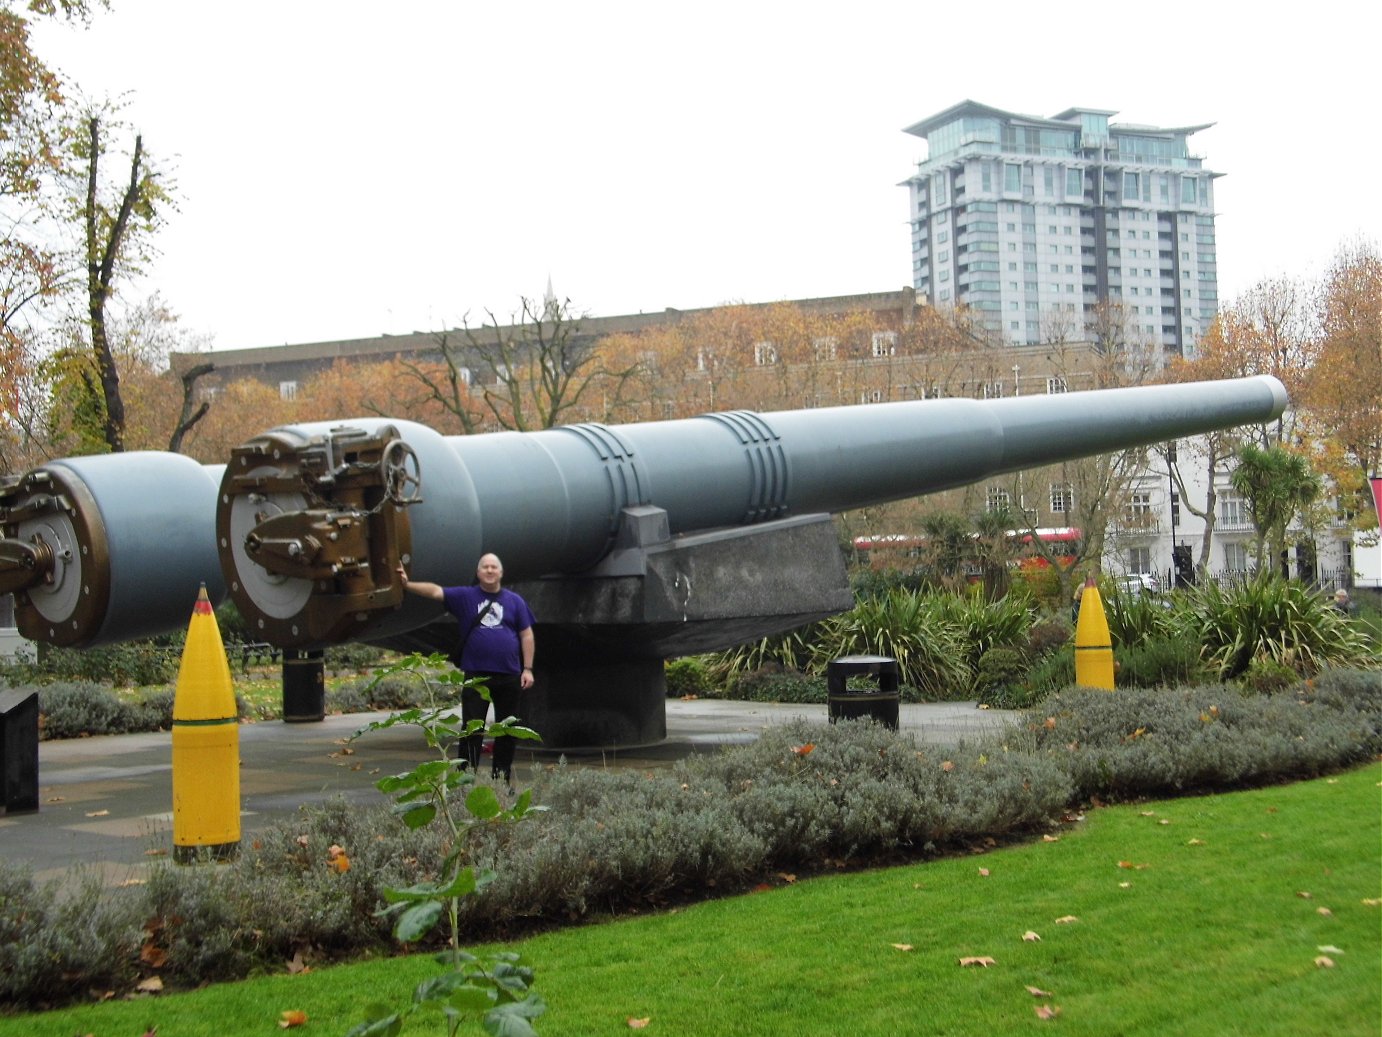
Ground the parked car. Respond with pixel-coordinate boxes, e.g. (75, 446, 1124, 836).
(1117, 573, 1161, 597)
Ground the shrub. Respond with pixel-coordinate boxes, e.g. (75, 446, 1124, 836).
(13, 639, 179, 688)
(1102, 584, 1176, 648)
(323, 643, 387, 675)
(1025, 648, 1075, 700)
(0, 863, 143, 1007)
(1004, 682, 1381, 801)
(1182, 576, 1378, 678)
(809, 589, 970, 698)
(665, 656, 715, 696)
(723, 670, 828, 703)
(1026, 616, 1072, 660)
(974, 647, 1028, 702)
(1115, 636, 1211, 689)
(5, 670, 1381, 1009)
(38, 682, 136, 739)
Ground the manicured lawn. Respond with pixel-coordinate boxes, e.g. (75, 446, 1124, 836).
(8, 763, 1380, 1037)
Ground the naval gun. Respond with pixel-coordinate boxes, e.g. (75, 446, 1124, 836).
(1, 375, 1287, 748)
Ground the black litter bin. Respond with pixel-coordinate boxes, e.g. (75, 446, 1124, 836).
(282, 649, 326, 723)
(826, 655, 900, 731)
(0, 688, 39, 814)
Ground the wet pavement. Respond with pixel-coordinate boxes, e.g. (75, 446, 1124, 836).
(0, 698, 1014, 887)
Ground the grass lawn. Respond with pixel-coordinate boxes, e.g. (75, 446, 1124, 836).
(7, 763, 1379, 1037)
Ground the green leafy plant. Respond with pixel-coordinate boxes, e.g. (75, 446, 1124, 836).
(808, 589, 969, 698)
(1183, 576, 1378, 679)
(347, 653, 547, 1037)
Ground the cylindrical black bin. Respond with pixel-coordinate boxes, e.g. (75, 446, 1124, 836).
(0, 689, 39, 813)
(282, 649, 326, 723)
(826, 655, 899, 731)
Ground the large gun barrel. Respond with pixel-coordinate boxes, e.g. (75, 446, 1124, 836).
(212, 375, 1286, 647)
(0, 453, 225, 646)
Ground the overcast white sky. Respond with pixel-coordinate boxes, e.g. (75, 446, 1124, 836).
(31, 1, 1381, 351)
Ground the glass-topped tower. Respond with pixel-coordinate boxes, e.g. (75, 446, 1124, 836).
(902, 100, 1219, 354)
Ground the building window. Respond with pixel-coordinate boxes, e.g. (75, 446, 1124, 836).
(1126, 546, 1152, 574)
(753, 341, 777, 366)
(1223, 541, 1249, 571)
(1219, 493, 1249, 528)
(279, 380, 298, 401)
(1050, 483, 1074, 513)
(861, 389, 883, 404)
(871, 331, 897, 358)
(1046, 376, 1068, 394)
(937, 230, 949, 244)
(1004, 164, 1021, 192)
(986, 486, 1011, 513)
(1181, 177, 1197, 204)
(813, 337, 837, 361)
(982, 380, 1003, 399)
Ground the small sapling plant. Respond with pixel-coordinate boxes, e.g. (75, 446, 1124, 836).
(346, 652, 546, 1037)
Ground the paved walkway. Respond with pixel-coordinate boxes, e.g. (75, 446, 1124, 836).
(0, 699, 1013, 887)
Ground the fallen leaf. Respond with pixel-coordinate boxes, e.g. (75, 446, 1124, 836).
(790, 743, 815, 756)
(1054, 916, 1079, 924)
(627, 1018, 651, 1029)
(978, 868, 990, 877)
(1316, 907, 1332, 917)
(1140, 810, 1156, 817)
(135, 976, 163, 994)
(144, 848, 168, 857)
(679, 693, 698, 701)
(286, 950, 308, 974)
(1035, 1004, 1062, 1020)
(1158, 819, 1172, 826)
(958, 956, 996, 967)
(1118, 882, 1132, 889)
(776, 872, 797, 884)
(140, 944, 167, 968)
(891, 943, 914, 952)
(1296, 891, 1313, 899)
(1314, 956, 1335, 969)
(1117, 860, 1150, 870)
(118, 878, 146, 888)
(45, 796, 64, 803)
(941, 760, 955, 772)
(1022, 931, 1041, 942)
(1042, 835, 1060, 843)
(295, 835, 310, 848)
(1026, 985, 1052, 997)
(1317, 945, 1344, 955)
(1043, 717, 1057, 730)
(85, 809, 110, 818)
(279, 1009, 309, 1028)
(1362, 898, 1381, 907)
(751, 883, 774, 893)
(1187, 838, 1206, 846)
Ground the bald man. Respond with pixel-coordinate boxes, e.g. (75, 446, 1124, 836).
(400, 553, 536, 785)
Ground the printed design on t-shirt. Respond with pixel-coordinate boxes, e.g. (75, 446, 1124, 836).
(478, 601, 504, 627)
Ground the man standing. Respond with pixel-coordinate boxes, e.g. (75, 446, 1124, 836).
(399, 553, 535, 785)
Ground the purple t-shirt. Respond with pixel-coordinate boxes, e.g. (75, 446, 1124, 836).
(441, 585, 535, 674)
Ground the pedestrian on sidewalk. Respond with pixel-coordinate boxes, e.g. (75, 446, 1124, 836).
(399, 553, 535, 785)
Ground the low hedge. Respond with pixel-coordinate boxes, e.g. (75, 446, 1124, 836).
(1, 667, 1378, 1010)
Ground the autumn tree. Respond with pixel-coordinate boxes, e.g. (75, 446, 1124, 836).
(1300, 241, 1381, 522)
(0, 1, 93, 468)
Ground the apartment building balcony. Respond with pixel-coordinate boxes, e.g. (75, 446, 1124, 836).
(1107, 514, 1161, 538)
